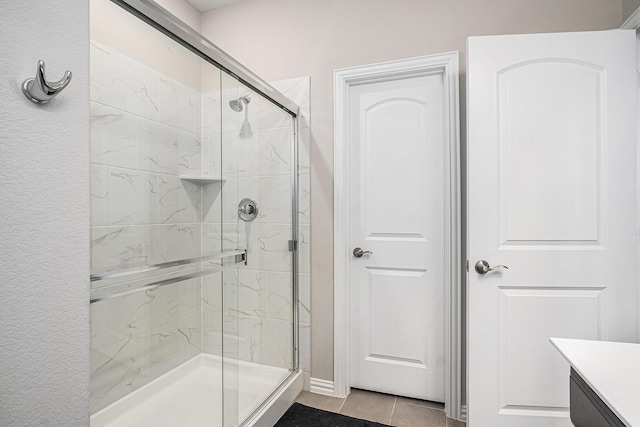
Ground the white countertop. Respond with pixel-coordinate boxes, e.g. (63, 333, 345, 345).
(550, 338, 640, 427)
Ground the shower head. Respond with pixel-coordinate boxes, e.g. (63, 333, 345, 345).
(229, 95, 251, 112)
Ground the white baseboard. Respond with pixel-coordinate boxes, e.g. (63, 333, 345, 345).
(309, 378, 336, 397)
(460, 405, 467, 422)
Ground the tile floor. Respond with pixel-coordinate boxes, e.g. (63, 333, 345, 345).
(295, 389, 466, 427)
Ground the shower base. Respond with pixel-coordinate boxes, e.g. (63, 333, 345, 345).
(90, 354, 302, 427)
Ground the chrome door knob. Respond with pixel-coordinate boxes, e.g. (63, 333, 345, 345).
(475, 260, 508, 274)
(353, 247, 373, 258)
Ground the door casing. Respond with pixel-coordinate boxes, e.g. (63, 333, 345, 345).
(333, 52, 462, 419)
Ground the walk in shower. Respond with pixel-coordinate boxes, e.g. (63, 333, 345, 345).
(88, 0, 301, 425)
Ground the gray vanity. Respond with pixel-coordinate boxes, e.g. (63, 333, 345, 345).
(551, 338, 640, 427)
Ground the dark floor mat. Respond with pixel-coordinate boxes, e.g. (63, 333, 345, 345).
(275, 403, 393, 427)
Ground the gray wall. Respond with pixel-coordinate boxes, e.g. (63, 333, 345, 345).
(201, 0, 623, 383)
(0, 1, 90, 425)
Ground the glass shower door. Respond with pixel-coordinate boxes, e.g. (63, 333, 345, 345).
(219, 72, 296, 427)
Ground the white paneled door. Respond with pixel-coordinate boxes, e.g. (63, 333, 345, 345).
(349, 73, 446, 401)
(467, 30, 637, 426)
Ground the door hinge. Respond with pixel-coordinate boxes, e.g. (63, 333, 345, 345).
(288, 240, 298, 252)
(466, 260, 469, 272)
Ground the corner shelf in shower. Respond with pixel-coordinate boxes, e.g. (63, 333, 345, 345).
(179, 175, 227, 183)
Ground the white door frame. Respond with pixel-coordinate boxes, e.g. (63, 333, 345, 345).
(333, 52, 462, 419)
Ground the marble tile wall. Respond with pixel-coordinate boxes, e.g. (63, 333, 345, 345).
(201, 76, 299, 375)
(89, 40, 213, 413)
(89, 37, 310, 412)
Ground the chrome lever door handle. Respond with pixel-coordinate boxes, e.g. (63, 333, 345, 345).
(353, 247, 373, 258)
(475, 260, 508, 275)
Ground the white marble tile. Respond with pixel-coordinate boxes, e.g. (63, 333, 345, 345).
(220, 178, 239, 224)
(262, 175, 293, 224)
(178, 130, 202, 176)
(267, 272, 293, 321)
(272, 76, 310, 173)
(109, 169, 159, 225)
(178, 224, 201, 260)
(110, 288, 156, 341)
(91, 165, 111, 226)
(221, 78, 240, 134)
(136, 225, 178, 266)
(271, 76, 310, 118)
(237, 316, 263, 363)
(238, 102, 257, 141)
(298, 273, 311, 324)
(221, 132, 240, 178)
(242, 223, 293, 273)
(110, 49, 159, 121)
(257, 127, 293, 177)
(297, 115, 311, 173)
(201, 223, 222, 255)
(299, 224, 310, 275)
(298, 173, 310, 225)
(90, 102, 137, 169)
(179, 180, 200, 224)
(90, 337, 140, 413)
(91, 226, 137, 274)
(202, 272, 223, 313)
(299, 322, 311, 375)
(223, 222, 243, 253)
(158, 175, 181, 224)
(194, 89, 202, 141)
(153, 282, 181, 326)
(233, 269, 268, 318)
(237, 316, 293, 369)
(202, 310, 223, 356)
(90, 299, 111, 350)
(178, 279, 196, 316)
(256, 94, 294, 130)
(178, 312, 201, 357)
(136, 118, 179, 174)
(222, 268, 239, 312)
(201, 181, 223, 224)
(203, 134, 222, 177)
(159, 75, 196, 132)
(90, 42, 111, 105)
(146, 320, 181, 370)
(236, 130, 260, 178)
(202, 90, 222, 136)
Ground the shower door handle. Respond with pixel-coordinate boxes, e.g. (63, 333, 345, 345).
(353, 247, 373, 258)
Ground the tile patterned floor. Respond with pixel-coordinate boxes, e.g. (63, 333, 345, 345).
(295, 389, 466, 427)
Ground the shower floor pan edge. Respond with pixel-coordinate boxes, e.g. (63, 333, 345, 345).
(90, 354, 290, 427)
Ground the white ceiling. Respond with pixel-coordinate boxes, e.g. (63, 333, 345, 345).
(185, 0, 248, 12)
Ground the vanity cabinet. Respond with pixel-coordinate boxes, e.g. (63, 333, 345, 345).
(570, 368, 625, 427)
(551, 338, 639, 427)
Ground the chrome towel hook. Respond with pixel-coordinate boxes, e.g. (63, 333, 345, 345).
(22, 60, 72, 104)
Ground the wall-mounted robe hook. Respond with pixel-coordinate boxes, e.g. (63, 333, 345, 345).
(22, 60, 72, 104)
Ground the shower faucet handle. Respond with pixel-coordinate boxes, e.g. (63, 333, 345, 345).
(238, 198, 259, 221)
(239, 204, 255, 214)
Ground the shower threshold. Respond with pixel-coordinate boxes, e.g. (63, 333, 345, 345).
(90, 354, 301, 427)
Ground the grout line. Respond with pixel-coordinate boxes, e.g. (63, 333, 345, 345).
(389, 397, 397, 425)
(337, 395, 347, 413)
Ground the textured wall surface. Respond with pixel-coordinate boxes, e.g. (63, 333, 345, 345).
(200, 0, 623, 382)
(0, 1, 90, 426)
